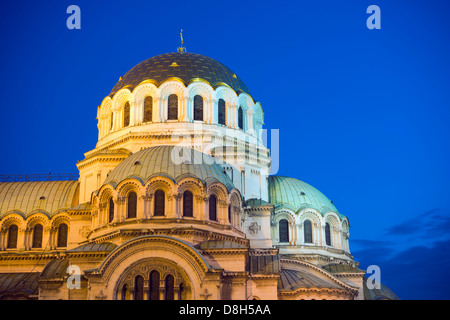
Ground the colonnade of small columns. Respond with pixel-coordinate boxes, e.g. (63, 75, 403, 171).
(0, 223, 69, 251)
(273, 216, 350, 252)
(107, 96, 254, 132)
(92, 190, 241, 231)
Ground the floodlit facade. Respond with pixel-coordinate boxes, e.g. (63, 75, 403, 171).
(0, 51, 398, 300)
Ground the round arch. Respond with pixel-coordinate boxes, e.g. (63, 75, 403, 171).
(96, 235, 212, 300)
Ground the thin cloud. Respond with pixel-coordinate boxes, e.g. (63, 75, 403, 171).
(353, 208, 450, 299)
(355, 239, 450, 299)
(385, 208, 450, 238)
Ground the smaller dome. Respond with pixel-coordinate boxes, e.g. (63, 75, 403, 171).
(268, 176, 343, 218)
(103, 145, 234, 189)
(363, 277, 400, 300)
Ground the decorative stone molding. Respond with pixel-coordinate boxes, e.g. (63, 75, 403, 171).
(248, 222, 261, 235)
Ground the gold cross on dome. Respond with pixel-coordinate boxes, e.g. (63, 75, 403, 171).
(177, 29, 186, 53)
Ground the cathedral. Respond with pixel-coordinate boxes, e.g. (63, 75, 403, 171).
(0, 47, 398, 300)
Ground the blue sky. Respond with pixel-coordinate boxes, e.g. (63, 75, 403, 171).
(0, 0, 449, 299)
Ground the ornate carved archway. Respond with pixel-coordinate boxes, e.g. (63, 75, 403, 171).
(114, 257, 192, 300)
(96, 235, 211, 300)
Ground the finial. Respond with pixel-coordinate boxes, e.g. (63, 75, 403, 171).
(177, 29, 186, 53)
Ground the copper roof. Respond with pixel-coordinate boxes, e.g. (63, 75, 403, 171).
(195, 240, 248, 250)
(0, 272, 39, 296)
(268, 175, 344, 218)
(109, 52, 250, 97)
(38, 258, 70, 280)
(66, 242, 117, 253)
(102, 145, 234, 189)
(0, 180, 79, 218)
(278, 268, 348, 291)
(323, 263, 366, 274)
(363, 277, 400, 300)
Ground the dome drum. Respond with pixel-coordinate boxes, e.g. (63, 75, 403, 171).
(96, 52, 265, 148)
(89, 146, 245, 244)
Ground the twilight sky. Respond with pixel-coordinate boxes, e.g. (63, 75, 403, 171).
(0, 0, 449, 299)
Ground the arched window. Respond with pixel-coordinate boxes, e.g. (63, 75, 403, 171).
(168, 94, 178, 120)
(121, 284, 130, 300)
(238, 106, 244, 130)
(165, 274, 175, 300)
(325, 222, 332, 246)
(57, 223, 68, 248)
(127, 192, 137, 219)
(108, 197, 114, 223)
(228, 205, 231, 224)
(7, 225, 18, 249)
(183, 191, 193, 217)
(110, 112, 114, 130)
(32, 224, 43, 248)
(149, 270, 160, 300)
(123, 102, 130, 127)
(194, 95, 203, 121)
(209, 195, 217, 221)
(134, 275, 144, 300)
(218, 99, 226, 125)
(154, 190, 165, 216)
(144, 96, 153, 122)
(279, 219, 289, 243)
(303, 220, 313, 244)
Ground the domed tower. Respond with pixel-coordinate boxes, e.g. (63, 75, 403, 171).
(268, 176, 351, 264)
(88, 145, 246, 246)
(77, 52, 269, 204)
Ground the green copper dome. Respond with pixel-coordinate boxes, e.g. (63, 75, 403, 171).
(109, 52, 250, 97)
(103, 145, 234, 189)
(268, 176, 344, 219)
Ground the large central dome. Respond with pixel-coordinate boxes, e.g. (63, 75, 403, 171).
(109, 52, 250, 97)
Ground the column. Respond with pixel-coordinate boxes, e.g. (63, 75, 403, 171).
(0, 228, 7, 250)
(135, 100, 143, 125)
(230, 104, 238, 129)
(112, 110, 118, 131)
(195, 195, 206, 220)
(116, 197, 126, 222)
(182, 97, 191, 122)
(49, 227, 57, 249)
(246, 108, 254, 135)
(218, 200, 228, 225)
(173, 193, 182, 218)
(202, 196, 209, 221)
(211, 99, 218, 124)
(17, 228, 25, 250)
(129, 101, 136, 126)
(43, 227, 51, 250)
(143, 194, 153, 219)
(159, 286, 165, 300)
(153, 97, 160, 122)
(143, 284, 149, 300)
(156, 97, 166, 122)
(24, 227, 31, 250)
(174, 287, 180, 300)
(97, 203, 104, 226)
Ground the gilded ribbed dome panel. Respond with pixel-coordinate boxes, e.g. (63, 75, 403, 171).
(109, 52, 250, 97)
(268, 175, 343, 218)
(103, 145, 234, 189)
